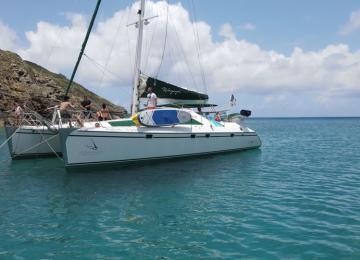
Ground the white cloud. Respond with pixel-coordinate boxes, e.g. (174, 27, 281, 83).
(14, 1, 360, 101)
(19, 14, 89, 73)
(219, 23, 236, 40)
(340, 9, 360, 35)
(239, 23, 256, 31)
(206, 43, 360, 98)
(0, 20, 19, 51)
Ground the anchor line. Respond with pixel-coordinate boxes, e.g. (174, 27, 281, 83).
(11, 134, 60, 159)
(0, 117, 26, 150)
(40, 132, 63, 161)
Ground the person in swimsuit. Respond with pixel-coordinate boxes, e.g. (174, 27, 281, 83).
(97, 103, 110, 121)
(13, 102, 23, 125)
(60, 96, 75, 124)
(214, 112, 221, 122)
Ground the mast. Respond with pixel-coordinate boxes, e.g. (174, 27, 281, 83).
(64, 0, 102, 98)
(131, 0, 146, 115)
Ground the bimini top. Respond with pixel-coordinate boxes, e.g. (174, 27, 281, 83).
(157, 103, 217, 108)
(139, 75, 208, 105)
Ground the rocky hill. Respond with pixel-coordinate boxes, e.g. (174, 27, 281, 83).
(0, 49, 127, 126)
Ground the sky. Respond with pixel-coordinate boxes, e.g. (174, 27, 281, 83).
(1, 0, 360, 116)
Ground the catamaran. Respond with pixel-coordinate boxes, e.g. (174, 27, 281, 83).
(59, 0, 261, 168)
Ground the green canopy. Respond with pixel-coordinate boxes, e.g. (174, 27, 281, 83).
(157, 103, 217, 108)
(139, 75, 208, 104)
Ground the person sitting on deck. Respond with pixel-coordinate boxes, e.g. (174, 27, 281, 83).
(97, 103, 110, 121)
(214, 112, 221, 122)
(146, 87, 157, 109)
(60, 96, 75, 124)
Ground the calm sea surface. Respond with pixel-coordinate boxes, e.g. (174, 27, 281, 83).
(0, 118, 359, 259)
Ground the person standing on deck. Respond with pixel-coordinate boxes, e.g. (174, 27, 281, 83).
(81, 95, 92, 119)
(60, 96, 75, 124)
(13, 102, 23, 125)
(146, 87, 157, 109)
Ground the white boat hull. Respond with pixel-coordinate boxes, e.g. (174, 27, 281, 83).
(60, 112, 261, 168)
(62, 130, 260, 167)
(5, 126, 61, 158)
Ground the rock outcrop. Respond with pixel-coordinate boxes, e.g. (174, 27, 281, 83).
(0, 49, 127, 125)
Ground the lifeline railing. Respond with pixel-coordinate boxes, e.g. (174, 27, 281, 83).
(5, 106, 52, 128)
(5, 105, 124, 129)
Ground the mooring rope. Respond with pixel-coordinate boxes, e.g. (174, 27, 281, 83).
(40, 132, 63, 161)
(11, 134, 60, 159)
(0, 117, 25, 150)
(0, 129, 18, 150)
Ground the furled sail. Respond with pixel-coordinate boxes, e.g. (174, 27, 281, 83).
(139, 75, 208, 105)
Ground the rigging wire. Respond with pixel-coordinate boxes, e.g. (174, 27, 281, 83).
(154, 0, 169, 79)
(83, 54, 126, 86)
(77, 0, 135, 101)
(47, 28, 66, 67)
(64, 0, 102, 97)
(189, 0, 208, 94)
(96, 3, 128, 89)
(125, 0, 137, 108)
(142, 0, 160, 73)
(127, 0, 137, 86)
(124, 0, 136, 64)
(165, 39, 192, 91)
(168, 17, 198, 89)
(143, 15, 159, 73)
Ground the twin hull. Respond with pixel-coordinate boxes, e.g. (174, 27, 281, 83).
(60, 126, 261, 167)
(5, 115, 262, 166)
(5, 126, 61, 158)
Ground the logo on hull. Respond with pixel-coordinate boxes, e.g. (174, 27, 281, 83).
(85, 139, 98, 150)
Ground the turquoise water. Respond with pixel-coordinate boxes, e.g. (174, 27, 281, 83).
(0, 118, 360, 259)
